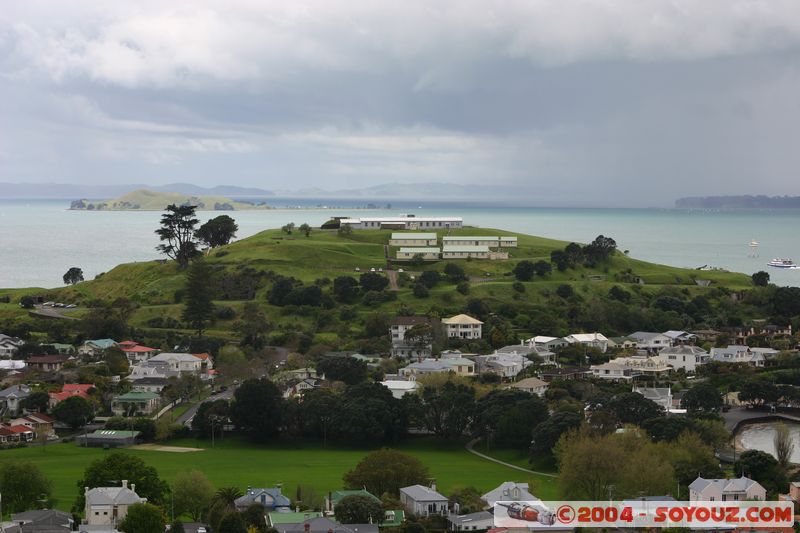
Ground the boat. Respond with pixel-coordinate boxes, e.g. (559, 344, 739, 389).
(766, 258, 799, 269)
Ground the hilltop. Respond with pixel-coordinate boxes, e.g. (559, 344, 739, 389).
(1, 225, 757, 350)
(69, 188, 271, 211)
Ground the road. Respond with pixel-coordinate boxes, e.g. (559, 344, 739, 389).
(464, 438, 557, 478)
(31, 304, 80, 320)
(175, 387, 236, 426)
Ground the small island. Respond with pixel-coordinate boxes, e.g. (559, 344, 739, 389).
(70, 188, 271, 211)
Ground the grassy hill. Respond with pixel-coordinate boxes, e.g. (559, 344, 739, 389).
(2, 225, 754, 347)
(70, 188, 270, 211)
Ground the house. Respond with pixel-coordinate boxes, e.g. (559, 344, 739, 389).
(564, 333, 610, 353)
(340, 216, 463, 230)
(129, 377, 168, 394)
(275, 517, 378, 533)
(710, 345, 777, 366)
(629, 332, 673, 353)
(779, 482, 800, 515)
(79, 430, 140, 448)
(234, 487, 291, 512)
(662, 330, 697, 345)
(495, 343, 556, 365)
(442, 314, 483, 340)
(447, 511, 494, 531)
(608, 336, 638, 350)
(591, 355, 671, 380)
(441, 245, 490, 260)
(538, 367, 591, 382)
(399, 358, 475, 379)
(390, 317, 434, 359)
(283, 378, 321, 399)
(390, 233, 438, 247)
(117, 341, 159, 364)
(442, 236, 503, 248)
(396, 248, 441, 261)
(474, 353, 531, 379)
(325, 490, 380, 514)
(507, 377, 548, 397)
(145, 353, 203, 374)
(44, 343, 76, 355)
(380, 380, 419, 399)
(590, 361, 637, 381)
(0, 384, 31, 416)
(10, 509, 73, 532)
(4, 424, 35, 442)
(84, 481, 146, 526)
(631, 386, 673, 412)
(0, 334, 24, 357)
(526, 336, 569, 351)
(400, 485, 449, 516)
(689, 476, 766, 502)
(268, 512, 324, 528)
(25, 354, 74, 372)
(128, 364, 175, 381)
(482, 482, 537, 507)
(111, 392, 160, 416)
(78, 339, 118, 357)
(656, 345, 709, 373)
(49, 383, 94, 408)
(11, 412, 55, 438)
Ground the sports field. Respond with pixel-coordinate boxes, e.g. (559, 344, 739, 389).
(1, 436, 559, 511)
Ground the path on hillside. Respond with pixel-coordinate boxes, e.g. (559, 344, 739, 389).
(387, 270, 399, 291)
(31, 304, 79, 320)
(465, 438, 557, 478)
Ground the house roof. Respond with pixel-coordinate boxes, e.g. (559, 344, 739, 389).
(443, 236, 499, 242)
(400, 485, 448, 502)
(277, 518, 378, 533)
(391, 316, 432, 326)
(381, 380, 418, 391)
(85, 485, 143, 506)
(391, 232, 437, 240)
(235, 487, 291, 508)
(11, 508, 72, 526)
(329, 490, 380, 506)
(441, 245, 490, 253)
(17, 412, 54, 424)
(122, 345, 158, 353)
(510, 377, 548, 390)
(268, 512, 323, 525)
(663, 330, 696, 339)
(85, 430, 140, 440)
(689, 476, 763, 495)
(398, 247, 440, 254)
(629, 331, 668, 342)
(447, 511, 494, 526)
(114, 391, 159, 401)
(8, 425, 34, 434)
(442, 314, 483, 325)
(26, 355, 71, 364)
(63, 384, 94, 393)
(567, 332, 609, 343)
(148, 352, 201, 363)
(482, 482, 536, 505)
(193, 352, 211, 360)
(83, 339, 117, 349)
(0, 384, 31, 399)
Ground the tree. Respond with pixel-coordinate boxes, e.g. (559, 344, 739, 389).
(182, 258, 216, 336)
(333, 276, 360, 303)
(733, 450, 786, 495)
(196, 215, 238, 248)
(192, 399, 230, 438)
(63, 267, 84, 285)
(533, 260, 552, 277)
(752, 271, 770, 287)
(207, 487, 244, 532)
(299, 223, 312, 237)
(681, 383, 723, 414)
(105, 346, 131, 375)
(155, 204, 199, 268)
(418, 381, 475, 439)
(21, 391, 51, 413)
(404, 323, 433, 354)
(218, 512, 247, 533)
(172, 470, 215, 522)
(76, 453, 169, 510)
(230, 378, 284, 441)
(444, 263, 467, 282)
(52, 395, 94, 430)
(281, 223, 296, 235)
(418, 270, 440, 289)
(234, 303, 269, 349)
(448, 486, 486, 514)
(335, 495, 384, 524)
(119, 503, 165, 533)
(512, 261, 535, 281)
(774, 422, 795, 471)
(608, 392, 664, 425)
(19, 295, 35, 309)
(555, 284, 574, 299)
(317, 357, 368, 385)
(333, 382, 408, 444)
(531, 411, 582, 458)
(343, 449, 429, 496)
(360, 272, 389, 292)
(412, 283, 429, 298)
(0, 462, 53, 513)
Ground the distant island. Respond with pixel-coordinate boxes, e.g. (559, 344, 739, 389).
(69, 188, 271, 211)
(675, 195, 800, 209)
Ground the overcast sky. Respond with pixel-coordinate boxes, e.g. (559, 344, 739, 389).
(3, 1, 800, 206)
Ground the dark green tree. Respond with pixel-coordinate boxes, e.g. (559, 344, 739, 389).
(63, 267, 84, 285)
(52, 395, 94, 430)
(608, 392, 664, 425)
(0, 462, 53, 513)
(512, 260, 535, 281)
(155, 204, 199, 268)
(555, 284, 574, 298)
(181, 258, 216, 336)
(681, 383, 723, 414)
(196, 215, 238, 248)
(412, 283, 429, 298)
(343, 449, 429, 496)
(218, 512, 247, 533)
(751, 271, 770, 287)
(76, 453, 169, 510)
(333, 276, 360, 303)
(19, 295, 36, 308)
(229, 379, 283, 441)
(733, 449, 787, 495)
(531, 410, 583, 457)
(418, 381, 475, 439)
(333, 382, 408, 443)
(360, 272, 389, 292)
(299, 223, 312, 237)
(533, 260, 552, 277)
(119, 503, 165, 533)
(418, 270, 440, 289)
(334, 495, 383, 524)
(192, 399, 230, 438)
(448, 486, 486, 514)
(317, 357, 368, 385)
(21, 391, 51, 413)
(443, 263, 467, 282)
(234, 302, 269, 349)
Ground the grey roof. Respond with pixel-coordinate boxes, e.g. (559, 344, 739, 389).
(147, 352, 201, 363)
(235, 487, 291, 509)
(689, 476, 763, 495)
(482, 482, 536, 505)
(659, 345, 708, 355)
(447, 511, 494, 525)
(629, 331, 666, 342)
(85, 485, 143, 506)
(400, 485, 448, 502)
(0, 384, 30, 399)
(663, 330, 696, 339)
(278, 518, 379, 533)
(11, 509, 72, 526)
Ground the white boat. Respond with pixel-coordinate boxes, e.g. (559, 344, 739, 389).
(766, 258, 799, 269)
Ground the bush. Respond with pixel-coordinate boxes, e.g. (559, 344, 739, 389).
(512, 281, 525, 293)
(456, 282, 470, 295)
(215, 306, 236, 320)
(555, 284, 574, 299)
(413, 284, 430, 298)
(418, 270, 440, 289)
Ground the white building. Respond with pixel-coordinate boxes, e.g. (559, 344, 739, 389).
(341, 216, 463, 230)
(663, 330, 698, 345)
(710, 345, 777, 367)
(526, 336, 569, 351)
(400, 485, 449, 516)
(145, 353, 203, 373)
(474, 353, 531, 379)
(390, 233, 438, 246)
(629, 332, 673, 352)
(632, 385, 673, 411)
(564, 332, 610, 353)
(390, 316, 434, 359)
(689, 476, 766, 502)
(396, 247, 440, 261)
(482, 482, 537, 507)
(399, 358, 475, 379)
(591, 355, 672, 380)
(84, 480, 146, 526)
(441, 245, 491, 260)
(657, 345, 709, 373)
(442, 314, 483, 339)
(448, 511, 495, 531)
(0, 334, 23, 358)
(381, 380, 419, 399)
(507, 377, 549, 397)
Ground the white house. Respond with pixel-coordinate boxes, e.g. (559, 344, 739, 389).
(399, 358, 475, 379)
(0, 334, 23, 358)
(117, 341, 159, 364)
(397, 248, 440, 261)
(390, 316, 434, 359)
(495, 343, 556, 365)
(341, 216, 463, 230)
(629, 332, 673, 352)
(657, 345, 709, 373)
(400, 485, 449, 516)
(474, 353, 531, 379)
(507, 377, 549, 397)
(527, 336, 569, 351)
(663, 330, 698, 345)
(447, 511, 495, 531)
(441, 245, 491, 260)
(128, 364, 175, 381)
(0, 384, 31, 416)
(78, 338, 118, 357)
(84, 480, 146, 526)
(565, 332, 610, 353)
(380, 380, 419, 399)
(591, 355, 672, 380)
(442, 236, 502, 247)
(710, 345, 777, 366)
(145, 352, 203, 373)
(442, 314, 483, 339)
(689, 476, 766, 502)
(390, 233, 438, 246)
(632, 385, 673, 411)
(482, 482, 537, 507)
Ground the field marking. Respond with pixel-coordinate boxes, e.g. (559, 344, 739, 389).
(129, 444, 204, 453)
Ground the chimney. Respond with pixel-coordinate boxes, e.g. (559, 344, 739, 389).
(430, 481, 436, 492)
(121, 480, 128, 489)
(130, 483, 135, 493)
(85, 487, 89, 495)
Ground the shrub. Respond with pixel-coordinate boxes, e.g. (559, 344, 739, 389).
(413, 284, 430, 298)
(512, 281, 525, 293)
(456, 282, 470, 295)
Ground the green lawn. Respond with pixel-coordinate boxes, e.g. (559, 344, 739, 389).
(3, 436, 559, 511)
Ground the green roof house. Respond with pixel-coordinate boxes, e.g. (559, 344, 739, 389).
(111, 391, 160, 417)
(325, 489, 381, 513)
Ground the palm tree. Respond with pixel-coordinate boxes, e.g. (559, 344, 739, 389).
(212, 487, 243, 510)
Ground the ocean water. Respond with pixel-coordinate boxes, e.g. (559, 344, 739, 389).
(1, 198, 800, 289)
(739, 422, 800, 463)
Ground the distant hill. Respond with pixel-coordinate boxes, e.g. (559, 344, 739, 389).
(676, 195, 800, 209)
(0, 182, 272, 199)
(69, 189, 271, 211)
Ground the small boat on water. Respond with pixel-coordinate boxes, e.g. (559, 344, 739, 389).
(767, 258, 799, 269)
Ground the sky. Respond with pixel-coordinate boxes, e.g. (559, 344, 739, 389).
(3, 1, 800, 206)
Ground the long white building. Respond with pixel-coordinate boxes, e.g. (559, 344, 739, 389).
(341, 216, 463, 230)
